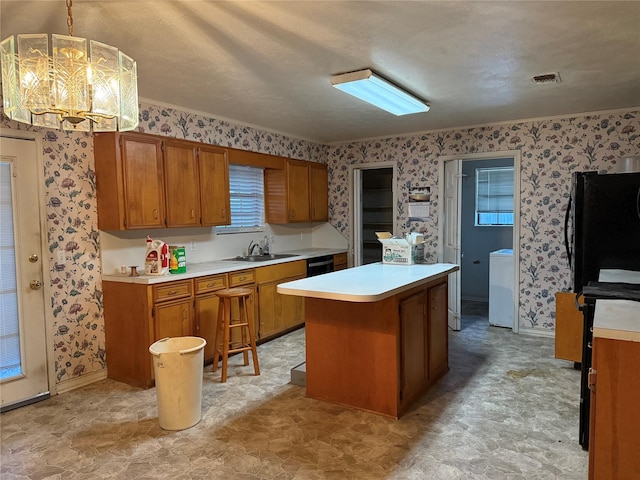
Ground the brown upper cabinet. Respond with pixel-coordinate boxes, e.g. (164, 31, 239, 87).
(264, 159, 328, 224)
(94, 132, 230, 230)
(309, 162, 329, 222)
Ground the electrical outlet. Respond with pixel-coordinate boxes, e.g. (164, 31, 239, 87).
(190, 241, 196, 251)
(57, 250, 66, 265)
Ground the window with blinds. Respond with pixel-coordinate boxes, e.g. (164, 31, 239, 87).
(475, 167, 514, 226)
(216, 164, 265, 234)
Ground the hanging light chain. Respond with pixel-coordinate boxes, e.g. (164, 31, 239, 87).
(67, 0, 73, 36)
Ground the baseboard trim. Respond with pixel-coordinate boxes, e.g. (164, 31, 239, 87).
(55, 369, 108, 395)
(518, 326, 555, 338)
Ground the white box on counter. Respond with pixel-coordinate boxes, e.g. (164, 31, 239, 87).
(376, 232, 426, 265)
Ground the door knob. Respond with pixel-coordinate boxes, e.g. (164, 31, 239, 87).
(30, 280, 42, 290)
(28, 254, 39, 263)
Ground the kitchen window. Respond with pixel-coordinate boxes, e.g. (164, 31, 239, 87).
(475, 167, 514, 226)
(216, 164, 265, 234)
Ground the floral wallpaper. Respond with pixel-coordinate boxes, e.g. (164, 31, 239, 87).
(326, 110, 640, 330)
(1, 99, 638, 385)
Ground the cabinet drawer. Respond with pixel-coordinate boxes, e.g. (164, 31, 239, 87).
(153, 280, 193, 303)
(229, 269, 255, 286)
(255, 260, 306, 283)
(334, 252, 348, 266)
(195, 274, 228, 294)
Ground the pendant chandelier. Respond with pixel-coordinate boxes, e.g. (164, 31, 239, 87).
(0, 0, 138, 132)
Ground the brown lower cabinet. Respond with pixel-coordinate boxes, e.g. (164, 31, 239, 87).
(103, 270, 251, 388)
(588, 336, 640, 479)
(333, 252, 348, 271)
(103, 257, 343, 388)
(256, 260, 306, 339)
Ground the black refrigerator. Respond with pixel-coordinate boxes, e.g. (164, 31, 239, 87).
(563, 170, 640, 450)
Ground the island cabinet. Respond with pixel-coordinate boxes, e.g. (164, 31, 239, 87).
(302, 273, 451, 418)
(399, 282, 447, 407)
(94, 132, 230, 230)
(264, 159, 329, 224)
(255, 260, 306, 340)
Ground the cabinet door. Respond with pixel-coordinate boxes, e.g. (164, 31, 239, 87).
(257, 280, 282, 339)
(195, 293, 220, 363)
(154, 298, 193, 340)
(199, 146, 231, 226)
(400, 290, 428, 406)
(333, 252, 348, 271)
(258, 273, 305, 337)
(286, 160, 310, 222)
(589, 338, 640, 480)
(163, 141, 201, 227)
(309, 163, 328, 222)
(282, 274, 306, 329)
(428, 282, 448, 380)
(121, 134, 165, 229)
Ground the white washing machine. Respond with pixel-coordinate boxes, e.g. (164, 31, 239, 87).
(489, 249, 514, 328)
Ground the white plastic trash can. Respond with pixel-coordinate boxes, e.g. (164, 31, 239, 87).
(149, 336, 207, 430)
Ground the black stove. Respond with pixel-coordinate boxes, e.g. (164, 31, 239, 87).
(578, 281, 640, 450)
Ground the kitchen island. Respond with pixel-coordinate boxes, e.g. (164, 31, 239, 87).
(278, 262, 458, 418)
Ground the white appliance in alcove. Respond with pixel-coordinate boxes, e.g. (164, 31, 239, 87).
(489, 249, 514, 328)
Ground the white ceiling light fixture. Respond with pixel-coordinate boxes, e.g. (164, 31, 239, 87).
(331, 68, 429, 116)
(0, 0, 138, 132)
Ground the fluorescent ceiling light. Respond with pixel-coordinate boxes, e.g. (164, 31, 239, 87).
(331, 69, 429, 116)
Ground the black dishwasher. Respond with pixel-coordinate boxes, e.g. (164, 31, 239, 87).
(306, 255, 334, 277)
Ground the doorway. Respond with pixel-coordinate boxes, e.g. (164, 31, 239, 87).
(438, 152, 521, 332)
(350, 162, 397, 266)
(0, 134, 50, 412)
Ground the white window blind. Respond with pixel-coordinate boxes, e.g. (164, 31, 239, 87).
(0, 161, 22, 380)
(216, 164, 265, 234)
(475, 167, 514, 226)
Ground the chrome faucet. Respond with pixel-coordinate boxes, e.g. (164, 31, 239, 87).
(248, 240, 262, 256)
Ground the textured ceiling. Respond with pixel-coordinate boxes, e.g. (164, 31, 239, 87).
(1, 0, 639, 143)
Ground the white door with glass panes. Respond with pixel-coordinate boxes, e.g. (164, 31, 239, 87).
(0, 136, 49, 411)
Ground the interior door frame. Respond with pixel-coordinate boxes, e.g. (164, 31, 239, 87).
(348, 161, 398, 267)
(1, 128, 56, 396)
(437, 150, 522, 333)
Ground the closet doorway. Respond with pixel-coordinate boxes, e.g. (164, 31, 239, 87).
(350, 163, 397, 266)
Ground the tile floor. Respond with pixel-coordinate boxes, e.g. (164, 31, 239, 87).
(1, 302, 588, 479)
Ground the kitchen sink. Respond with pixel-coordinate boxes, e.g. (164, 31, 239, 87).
(224, 253, 300, 262)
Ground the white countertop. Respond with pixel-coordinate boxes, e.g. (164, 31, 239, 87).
(598, 269, 640, 284)
(593, 299, 640, 342)
(277, 262, 459, 302)
(102, 248, 347, 284)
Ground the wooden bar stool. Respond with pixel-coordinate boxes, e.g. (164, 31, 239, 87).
(212, 287, 260, 382)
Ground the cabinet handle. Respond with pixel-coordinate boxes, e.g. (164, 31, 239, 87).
(168, 289, 178, 295)
(207, 282, 214, 288)
(587, 342, 592, 349)
(153, 209, 158, 219)
(588, 368, 597, 391)
(191, 209, 195, 218)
